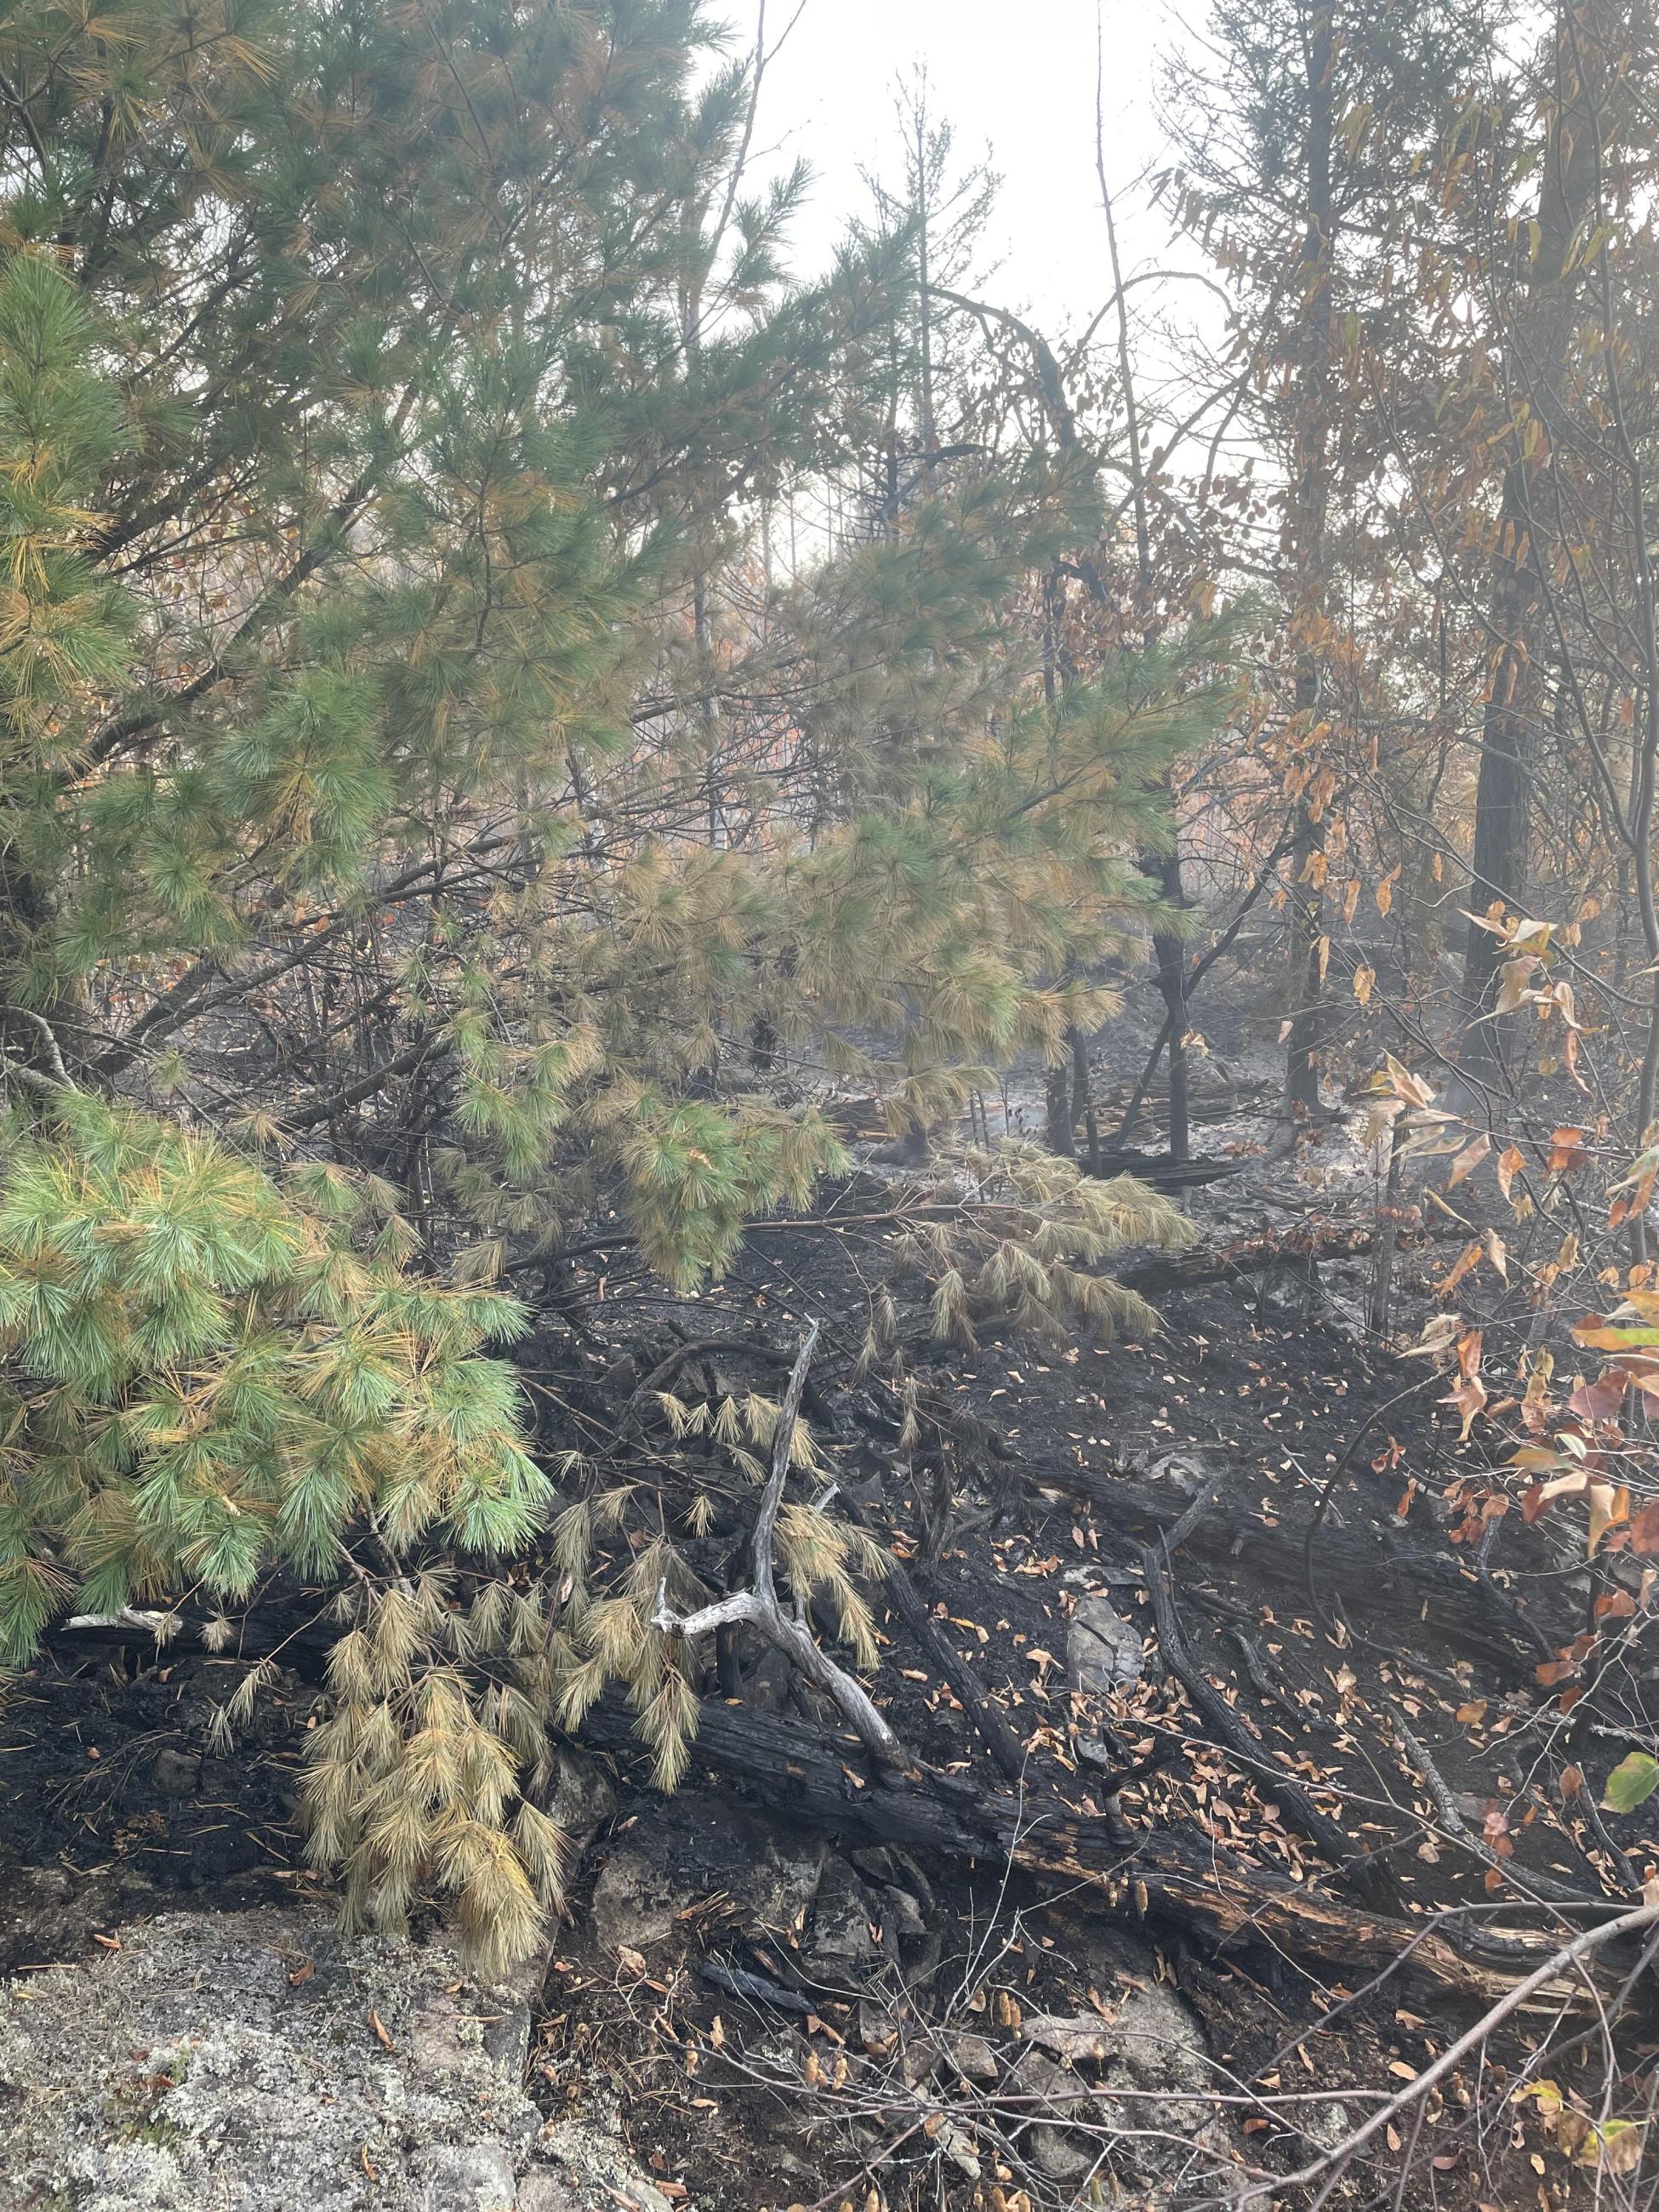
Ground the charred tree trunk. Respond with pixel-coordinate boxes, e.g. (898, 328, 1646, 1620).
(1459, 3, 1602, 1070)
(1045, 1058, 1076, 1158)
(1282, 2, 1335, 1128)
(1099, 130, 1194, 1164)
(1150, 855, 1192, 1162)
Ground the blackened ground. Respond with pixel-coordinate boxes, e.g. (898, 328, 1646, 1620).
(0, 1176, 1654, 2205)
(0, 1645, 321, 1970)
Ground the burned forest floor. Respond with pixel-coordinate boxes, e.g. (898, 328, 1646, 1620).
(3, 1117, 1658, 2212)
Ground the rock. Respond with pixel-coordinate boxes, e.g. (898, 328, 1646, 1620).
(1029, 2124, 1094, 2183)
(847, 1845, 935, 1916)
(935, 2118, 982, 2181)
(410, 1996, 470, 2077)
(517, 2158, 675, 2212)
(1094, 1979, 1234, 2197)
(1006, 2048, 1092, 2183)
(1311, 1284, 1367, 1343)
(900, 2039, 938, 2089)
(151, 1746, 202, 1796)
(943, 2031, 999, 2081)
(1015, 1907, 1238, 2202)
(589, 1847, 682, 1953)
(588, 1794, 822, 1959)
(533, 2122, 677, 2212)
(515, 2178, 576, 2212)
(621, 2185, 674, 2212)
(417, 2141, 517, 2211)
(805, 1856, 881, 1967)
(547, 1749, 618, 1850)
(1297, 2099, 1353, 2153)
(1108, 1979, 1211, 2093)
(1006, 2045, 1090, 2114)
(479, 1951, 545, 2082)
(883, 1885, 927, 1939)
(1067, 1593, 1143, 1693)
(481, 1994, 535, 2080)
(840, 1853, 927, 1940)
(1021, 2011, 1115, 2064)
(0, 1905, 545, 2211)
(1257, 1262, 1314, 1318)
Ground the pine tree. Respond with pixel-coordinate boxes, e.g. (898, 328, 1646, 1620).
(0, 0, 1231, 1963)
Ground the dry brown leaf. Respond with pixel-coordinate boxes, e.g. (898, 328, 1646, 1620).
(1446, 1132, 1491, 1189)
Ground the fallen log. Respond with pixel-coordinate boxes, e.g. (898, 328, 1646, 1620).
(574, 1696, 1609, 2005)
(1114, 1214, 1468, 1298)
(41, 1605, 334, 1664)
(1085, 1151, 1246, 1192)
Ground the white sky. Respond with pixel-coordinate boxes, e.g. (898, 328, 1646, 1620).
(734, 0, 1197, 335)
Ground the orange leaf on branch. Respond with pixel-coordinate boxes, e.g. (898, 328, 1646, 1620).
(1437, 1240, 1482, 1296)
(1548, 1127, 1588, 1177)
(1442, 1371, 1487, 1440)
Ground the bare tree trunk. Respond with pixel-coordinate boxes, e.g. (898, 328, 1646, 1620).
(1150, 854, 1191, 1160)
(1045, 1060, 1076, 1157)
(1460, 3, 1601, 1071)
(1282, 2, 1335, 1128)
(1097, 60, 1192, 1160)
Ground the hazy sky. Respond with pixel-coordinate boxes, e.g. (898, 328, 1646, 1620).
(731, 0, 1194, 334)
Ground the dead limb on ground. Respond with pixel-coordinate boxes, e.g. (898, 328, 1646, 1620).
(573, 1694, 1637, 2008)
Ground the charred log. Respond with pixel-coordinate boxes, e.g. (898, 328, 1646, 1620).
(573, 1693, 1616, 2004)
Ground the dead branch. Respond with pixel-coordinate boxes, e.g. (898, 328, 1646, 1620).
(1389, 1705, 1621, 1909)
(1027, 1459, 1556, 1674)
(1112, 1213, 1470, 1297)
(870, 1536, 1029, 1785)
(1142, 1540, 1404, 1912)
(653, 1322, 907, 1769)
(1230, 1898, 1659, 2206)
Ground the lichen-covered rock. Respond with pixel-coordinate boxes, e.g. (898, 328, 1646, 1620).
(0, 1907, 656, 2212)
(529, 2124, 678, 2212)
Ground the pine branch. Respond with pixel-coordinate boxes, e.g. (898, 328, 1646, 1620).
(277, 1033, 454, 1133)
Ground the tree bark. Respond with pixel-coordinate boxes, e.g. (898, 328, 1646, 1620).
(1282, 3, 1335, 1126)
(1459, 3, 1603, 1069)
(1097, 125, 1193, 1162)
